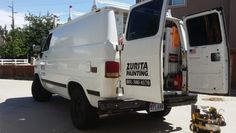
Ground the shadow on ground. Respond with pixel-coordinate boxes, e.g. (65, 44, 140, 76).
(0, 96, 182, 133)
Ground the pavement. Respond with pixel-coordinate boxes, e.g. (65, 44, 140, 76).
(0, 79, 236, 133)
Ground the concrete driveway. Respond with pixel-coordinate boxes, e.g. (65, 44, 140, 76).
(0, 79, 235, 133)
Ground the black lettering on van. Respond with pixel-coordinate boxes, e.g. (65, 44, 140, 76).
(126, 62, 149, 77)
(126, 79, 151, 86)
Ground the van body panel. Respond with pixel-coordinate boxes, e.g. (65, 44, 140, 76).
(121, 0, 168, 103)
(39, 9, 120, 107)
(184, 9, 229, 95)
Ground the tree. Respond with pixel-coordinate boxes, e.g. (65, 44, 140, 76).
(0, 25, 8, 58)
(0, 25, 8, 43)
(0, 12, 56, 58)
(0, 28, 27, 58)
(24, 13, 55, 57)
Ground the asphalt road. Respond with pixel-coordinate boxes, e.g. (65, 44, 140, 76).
(0, 79, 235, 133)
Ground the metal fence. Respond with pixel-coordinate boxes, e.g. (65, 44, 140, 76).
(0, 59, 29, 65)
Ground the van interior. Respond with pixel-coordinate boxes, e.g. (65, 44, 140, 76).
(163, 20, 184, 92)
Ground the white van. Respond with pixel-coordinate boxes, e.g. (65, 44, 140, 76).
(32, 0, 230, 130)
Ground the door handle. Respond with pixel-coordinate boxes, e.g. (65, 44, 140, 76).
(211, 52, 220, 62)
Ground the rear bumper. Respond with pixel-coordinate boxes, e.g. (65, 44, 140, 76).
(98, 94, 197, 114)
(98, 99, 147, 114)
(164, 93, 198, 108)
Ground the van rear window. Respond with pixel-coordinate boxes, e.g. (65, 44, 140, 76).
(126, 0, 164, 41)
(186, 13, 222, 47)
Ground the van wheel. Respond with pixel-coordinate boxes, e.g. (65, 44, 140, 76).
(31, 75, 52, 102)
(147, 107, 172, 118)
(70, 88, 98, 130)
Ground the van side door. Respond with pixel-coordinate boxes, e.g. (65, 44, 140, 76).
(184, 9, 230, 95)
(121, 0, 168, 103)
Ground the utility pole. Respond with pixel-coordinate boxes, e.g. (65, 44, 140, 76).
(91, 0, 97, 11)
(68, 5, 72, 22)
(8, 1, 16, 30)
(53, 15, 59, 28)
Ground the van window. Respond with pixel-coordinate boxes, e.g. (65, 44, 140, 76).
(126, 0, 164, 41)
(186, 13, 222, 47)
(43, 33, 52, 51)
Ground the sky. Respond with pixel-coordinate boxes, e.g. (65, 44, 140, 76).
(0, 0, 135, 29)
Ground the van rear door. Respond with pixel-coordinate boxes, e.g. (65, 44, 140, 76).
(121, 0, 168, 103)
(184, 9, 230, 95)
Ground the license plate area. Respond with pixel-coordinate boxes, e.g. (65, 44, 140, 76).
(149, 103, 164, 112)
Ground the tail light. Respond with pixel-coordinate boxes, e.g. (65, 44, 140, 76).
(105, 61, 119, 78)
(173, 73, 182, 91)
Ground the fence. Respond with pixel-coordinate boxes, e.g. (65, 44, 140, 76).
(0, 59, 33, 79)
(0, 59, 29, 65)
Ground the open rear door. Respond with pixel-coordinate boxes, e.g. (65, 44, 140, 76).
(184, 9, 230, 95)
(121, 0, 168, 103)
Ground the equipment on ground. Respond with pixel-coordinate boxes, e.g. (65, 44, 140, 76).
(190, 105, 226, 133)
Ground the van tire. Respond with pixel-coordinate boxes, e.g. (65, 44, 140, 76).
(147, 107, 172, 118)
(31, 75, 52, 102)
(70, 88, 98, 130)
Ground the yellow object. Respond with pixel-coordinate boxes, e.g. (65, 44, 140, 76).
(192, 114, 195, 120)
(190, 105, 223, 133)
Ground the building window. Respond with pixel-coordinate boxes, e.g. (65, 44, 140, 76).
(169, 0, 186, 7)
(123, 12, 128, 33)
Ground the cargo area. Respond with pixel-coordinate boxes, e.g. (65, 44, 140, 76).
(163, 20, 186, 92)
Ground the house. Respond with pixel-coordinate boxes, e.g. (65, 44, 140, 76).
(136, 0, 236, 93)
